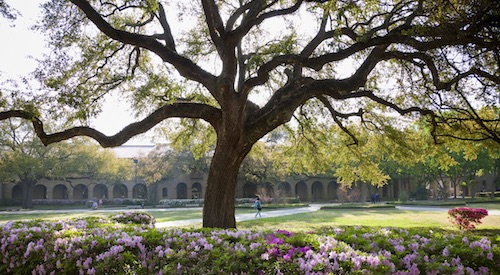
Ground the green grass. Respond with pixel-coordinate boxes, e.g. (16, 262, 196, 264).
(1, 204, 499, 235)
(320, 203, 395, 209)
(150, 209, 255, 222)
(236, 203, 309, 209)
(0, 211, 109, 223)
(467, 202, 500, 210)
(0, 208, 257, 224)
(390, 198, 500, 208)
(237, 209, 500, 234)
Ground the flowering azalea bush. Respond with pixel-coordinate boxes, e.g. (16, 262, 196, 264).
(110, 211, 156, 229)
(0, 214, 499, 274)
(448, 207, 489, 231)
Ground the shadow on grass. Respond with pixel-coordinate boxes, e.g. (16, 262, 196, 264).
(238, 209, 500, 235)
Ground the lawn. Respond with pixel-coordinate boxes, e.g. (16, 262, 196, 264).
(238, 208, 500, 233)
(1, 204, 499, 231)
(468, 202, 500, 210)
(0, 208, 258, 224)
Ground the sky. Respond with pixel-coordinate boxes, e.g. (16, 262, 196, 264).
(1, 1, 357, 148)
(0, 0, 149, 144)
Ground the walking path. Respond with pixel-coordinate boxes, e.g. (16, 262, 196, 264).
(155, 204, 324, 228)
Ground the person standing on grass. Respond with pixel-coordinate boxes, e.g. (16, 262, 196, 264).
(254, 197, 262, 218)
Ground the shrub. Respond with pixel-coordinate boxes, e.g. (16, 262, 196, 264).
(448, 207, 488, 231)
(410, 184, 430, 200)
(1, 220, 498, 274)
(157, 199, 203, 207)
(337, 185, 361, 202)
(97, 198, 148, 206)
(110, 211, 156, 228)
(398, 190, 409, 202)
(33, 199, 87, 206)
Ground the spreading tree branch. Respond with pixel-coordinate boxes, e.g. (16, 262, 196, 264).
(316, 95, 360, 146)
(69, 0, 218, 95)
(0, 103, 221, 147)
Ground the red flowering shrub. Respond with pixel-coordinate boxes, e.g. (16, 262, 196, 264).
(448, 207, 488, 231)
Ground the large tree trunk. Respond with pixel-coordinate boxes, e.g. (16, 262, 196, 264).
(202, 135, 251, 228)
(22, 180, 34, 209)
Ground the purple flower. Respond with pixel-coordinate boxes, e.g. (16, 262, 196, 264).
(283, 254, 291, 261)
(462, 236, 469, 244)
(250, 242, 261, 250)
(297, 246, 311, 254)
(442, 247, 450, 257)
(276, 230, 293, 237)
(83, 257, 92, 269)
(366, 255, 380, 267)
(408, 242, 419, 251)
(479, 266, 489, 274)
(394, 245, 405, 252)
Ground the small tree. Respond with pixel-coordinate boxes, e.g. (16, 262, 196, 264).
(448, 207, 488, 231)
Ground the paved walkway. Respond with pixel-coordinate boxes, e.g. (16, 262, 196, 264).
(155, 205, 324, 228)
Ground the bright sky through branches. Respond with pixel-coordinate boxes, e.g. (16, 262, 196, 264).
(0, 0, 360, 146)
(0, 0, 146, 142)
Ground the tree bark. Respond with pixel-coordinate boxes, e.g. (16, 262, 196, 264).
(202, 135, 250, 228)
(22, 180, 34, 209)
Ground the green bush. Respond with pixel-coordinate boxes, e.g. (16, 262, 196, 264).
(110, 211, 156, 228)
(157, 199, 203, 207)
(411, 184, 430, 200)
(398, 190, 409, 202)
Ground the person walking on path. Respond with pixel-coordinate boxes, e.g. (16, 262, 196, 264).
(254, 197, 262, 218)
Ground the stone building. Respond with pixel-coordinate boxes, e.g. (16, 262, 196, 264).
(0, 145, 497, 205)
(1, 171, 497, 204)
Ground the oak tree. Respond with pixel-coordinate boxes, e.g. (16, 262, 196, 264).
(1, 0, 499, 228)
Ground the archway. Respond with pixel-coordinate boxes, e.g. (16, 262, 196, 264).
(295, 181, 307, 201)
(176, 183, 187, 199)
(53, 184, 68, 199)
(192, 182, 202, 199)
(257, 182, 274, 198)
(93, 184, 108, 199)
(73, 184, 88, 199)
(12, 185, 22, 200)
(311, 181, 324, 201)
(133, 184, 148, 199)
(113, 184, 128, 199)
(33, 185, 47, 199)
(277, 182, 291, 197)
(327, 181, 339, 201)
(242, 183, 257, 198)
